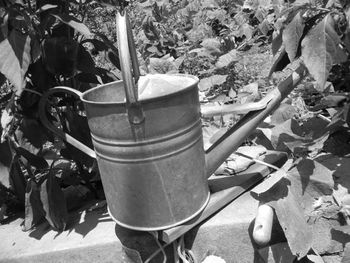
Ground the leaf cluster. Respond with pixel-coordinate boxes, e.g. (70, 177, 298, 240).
(0, 0, 123, 231)
(269, 0, 350, 91)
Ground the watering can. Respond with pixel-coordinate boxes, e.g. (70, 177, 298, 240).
(39, 12, 306, 231)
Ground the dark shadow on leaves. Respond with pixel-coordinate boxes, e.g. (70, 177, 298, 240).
(296, 159, 315, 195)
(251, 177, 291, 203)
(330, 229, 350, 247)
(324, 130, 350, 156)
(28, 220, 51, 240)
(68, 206, 113, 238)
(276, 133, 299, 152)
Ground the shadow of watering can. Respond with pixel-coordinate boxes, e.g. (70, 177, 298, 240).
(39, 12, 307, 231)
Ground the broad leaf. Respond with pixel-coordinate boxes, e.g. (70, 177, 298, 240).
(23, 59, 55, 95)
(215, 49, 239, 69)
(76, 44, 96, 74)
(40, 172, 68, 231)
(36, 4, 57, 13)
(94, 33, 121, 69)
(301, 14, 347, 90)
(271, 103, 297, 124)
(268, 47, 290, 77)
(53, 14, 91, 36)
(0, 30, 31, 94)
(258, 242, 296, 263)
(200, 38, 221, 55)
(15, 118, 49, 156)
(50, 159, 79, 185)
(148, 57, 178, 74)
(342, 244, 350, 263)
(251, 158, 293, 196)
(1, 99, 15, 142)
(0, 72, 5, 86)
(271, 33, 282, 56)
(307, 254, 325, 263)
(198, 75, 228, 92)
(9, 155, 26, 203)
(23, 178, 45, 231)
(235, 23, 254, 40)
(262, 117, 332, 156)
(273, 190, 313, 259)
(254, 158, 335, 259)
(333, 225, 350, 235)
(0, 141, 12, 188)
(187, 23, 213, 43)
(324, 130, 350, 156)
(282, 11, 305, 61)
(0, 13, 8, 42)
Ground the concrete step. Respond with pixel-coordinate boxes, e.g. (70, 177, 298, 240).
(0, 152, 289, 263)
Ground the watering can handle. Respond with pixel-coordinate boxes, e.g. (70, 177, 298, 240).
(116, 11, 145, 126)
(38, 86, 97, 159)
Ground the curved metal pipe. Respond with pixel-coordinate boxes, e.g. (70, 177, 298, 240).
(205, 63, 307, 177)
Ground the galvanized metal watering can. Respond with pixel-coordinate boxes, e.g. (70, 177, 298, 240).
(39, 12, 306, 231)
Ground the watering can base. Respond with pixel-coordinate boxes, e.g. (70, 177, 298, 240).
(107, 192, 210, 231)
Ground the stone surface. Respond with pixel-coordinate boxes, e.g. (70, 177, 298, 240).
(0, 205, 123, 263)
(0, 191, 265, 263)
(0, 152, 288, 263)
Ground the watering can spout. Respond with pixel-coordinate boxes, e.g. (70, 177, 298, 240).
(204, 64, 307, 178)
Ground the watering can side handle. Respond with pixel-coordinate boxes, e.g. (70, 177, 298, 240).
(38, 86, 97, 159)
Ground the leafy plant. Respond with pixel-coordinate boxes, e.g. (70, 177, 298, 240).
(269, 0, 350, 90)
(0, 0, 123, 231)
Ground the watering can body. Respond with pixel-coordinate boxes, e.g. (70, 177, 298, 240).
(41, 74, 210, 231)
(85, 75, 209, 230)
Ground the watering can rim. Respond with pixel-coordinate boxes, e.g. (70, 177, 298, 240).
(80, 73, 200, 106)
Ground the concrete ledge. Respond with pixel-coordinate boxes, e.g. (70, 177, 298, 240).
(1, 191, 277, 263)
(0, 206, 123, 263)
(0, 152, 287, 263)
